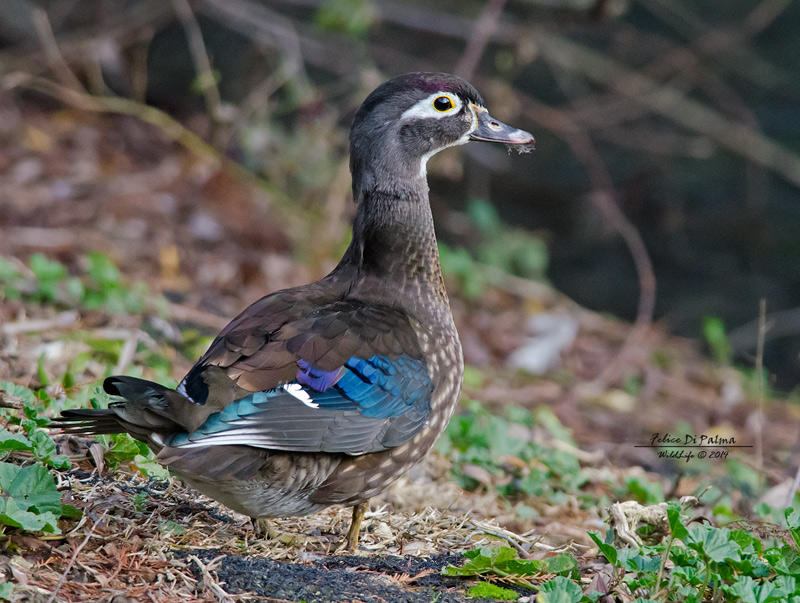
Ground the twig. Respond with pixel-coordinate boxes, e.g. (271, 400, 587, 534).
(189, 555, 235, 603)
(786, 457, 800, 512)
(2, 72, 292, 211)
(454, 0, 507, 81)
(165, 301, 229, 330)
(198, 0, 310, 88)
(31, 8, 84, 92)
(535, 29, 800, 189)
(755, 298, 766, 493)
(45, 512, 106, 603)
(4, 72, 219, 163)
(637, 0, 795, 91)
(0, 311, 80, 336)
(114, 332, 140, 375)
(0, 0, 173, 78)
(220, 61, 294, 151)
(516, 94, 656, 386)
(171, 0, 225, 146)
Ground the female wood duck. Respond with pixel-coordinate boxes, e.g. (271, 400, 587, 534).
(57, 72, 534, 550)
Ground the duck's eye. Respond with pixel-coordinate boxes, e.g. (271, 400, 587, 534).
(433, 96, 454, 112)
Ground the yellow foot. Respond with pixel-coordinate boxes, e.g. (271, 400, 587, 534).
(253, 517, 271, 537)
(338, 502, 367, 552)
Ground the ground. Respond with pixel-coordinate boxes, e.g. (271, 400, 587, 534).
(1, 102, 799, 602)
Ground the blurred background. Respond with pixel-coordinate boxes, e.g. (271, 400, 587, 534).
(2, 0, 799, 390)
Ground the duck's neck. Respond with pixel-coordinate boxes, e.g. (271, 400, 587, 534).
(336, 182, 448, 308)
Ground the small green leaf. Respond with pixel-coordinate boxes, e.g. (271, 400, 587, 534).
(103, 433, 145, 467)
(0, 581, 14, 600)
(159, 520, 186, 536)
(443, 546, 566, 586)
(729, 529, 762, 555)
(86, 252, 121, 285)
(543, 553, 579, 578)
(132, 455, 169, 479)
(622, 553, 661, 573)
(588, 531, 618, 565)
(535, 576, 582, 603)
(672, 564, 700, 585)
(626, 476, 663, 505)
(667, 502, 689, 541)
(314, 0, 375, 36)
(785, 507, 800, 550)
(772, 575, 797, 598)
(29, 253, 67, 282)
(702, 316, 731, 365)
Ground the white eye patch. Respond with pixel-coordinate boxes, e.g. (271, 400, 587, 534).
(401, 92, 463, 121)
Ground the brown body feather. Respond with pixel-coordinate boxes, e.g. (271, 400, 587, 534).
(55, 72, 534, 543)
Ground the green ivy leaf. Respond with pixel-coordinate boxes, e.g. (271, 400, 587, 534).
(61, 504, 83, 519)
(672, 565, 700, 585)
(686, 526, 741, 563)
(132, 454, 169, 479)
(730, 529, 763, 555)
(102, 433, 146, 468)
(724, 576, 776, 603)
(0, 431, 33, 453)
(772, 575, 797, 598)
(443, 546, 566, 586)
(622, 553, 661, 573)
(765, 546, 800, 576)
(535, 576, 582, 603)
(0, 496, 60, 533)
(0, 462, 62, 515)
(0, 381, 37, 407)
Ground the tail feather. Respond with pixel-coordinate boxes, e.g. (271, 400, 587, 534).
(53, 375, 222, 444)
(53, 408, 126, 435)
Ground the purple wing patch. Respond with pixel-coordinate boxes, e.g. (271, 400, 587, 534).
(296, 359, 346, 392)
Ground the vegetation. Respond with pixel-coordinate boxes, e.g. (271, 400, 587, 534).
(1, 249, 798, 600)
(442, 504, 800, 602)
(436, 400, 588, 507)
(0, 253, 165, 315)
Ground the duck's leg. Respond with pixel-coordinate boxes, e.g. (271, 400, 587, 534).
(344, 501, 368, 551)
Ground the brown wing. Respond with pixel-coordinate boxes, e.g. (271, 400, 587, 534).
(179, 284, 425, 409)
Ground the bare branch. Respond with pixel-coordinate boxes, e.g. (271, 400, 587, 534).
(536, 29, 800, 190)
(516, 94, 656, 385)
(454, 0, 507, 81)
(171, 0, 225, 146)
(31, 8, 84, 92)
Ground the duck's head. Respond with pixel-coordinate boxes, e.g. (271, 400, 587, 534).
(350, 72, 535, 200)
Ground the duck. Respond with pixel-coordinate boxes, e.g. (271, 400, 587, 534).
(56, 72, 535, 550)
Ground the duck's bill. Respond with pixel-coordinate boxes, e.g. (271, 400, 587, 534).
(469, 107, 535, 152)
